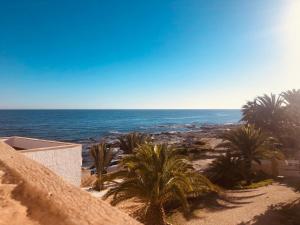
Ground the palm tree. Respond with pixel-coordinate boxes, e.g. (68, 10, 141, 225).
(218, 125, 281, 184)
(280, 89, 300, 151)
(241, 93, 286, 136)
(282, 89, 300, 106)
(282, 89, 300, 124)
(103, 144, 214, 225)
(256, 94, 286, 133)
(118, 132, 151, 154)
(207, 152, 243, 187)
(241, 100, 258, 125)
(90, 143, 115, 191)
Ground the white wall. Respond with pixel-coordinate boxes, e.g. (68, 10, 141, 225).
(253, 159, 300, 178)
(22, 145, 82, 186)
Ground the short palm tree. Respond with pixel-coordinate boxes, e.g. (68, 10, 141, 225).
(103, 144, 214, 225)
(207, 152, 243, 187)
(218, 125, 282, 184)
(90, 143, 115, 191)
(241, 94, 286, 136)
(118, 132, 151, 154)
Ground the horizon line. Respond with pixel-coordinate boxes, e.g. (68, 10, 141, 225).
(0, 108, 241, 110)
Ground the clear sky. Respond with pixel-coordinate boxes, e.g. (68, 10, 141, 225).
(0, 0, 299, 109)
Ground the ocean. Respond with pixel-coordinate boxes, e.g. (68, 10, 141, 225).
(0, 109, 241, 143)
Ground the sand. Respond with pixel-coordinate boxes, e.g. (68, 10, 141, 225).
(0, 170, 40, 225)
(171, 183, 300, 225)
(0, 141, 141, 225)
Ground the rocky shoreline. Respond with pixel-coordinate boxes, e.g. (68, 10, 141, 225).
(82, 123, 240, 167)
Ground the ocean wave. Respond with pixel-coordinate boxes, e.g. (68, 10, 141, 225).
(163, 116, 205, 120)
(139, 123, 201, 131)
(109, 130, 122, 134)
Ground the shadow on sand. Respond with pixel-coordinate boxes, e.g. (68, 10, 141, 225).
(168, 190, 267, 221)
(237, 198, 300, 225)
(236, 178, 300, 225)
(277, 177, 300, 193)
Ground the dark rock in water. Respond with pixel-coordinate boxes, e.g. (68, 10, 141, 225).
(81, 123, 240, 168)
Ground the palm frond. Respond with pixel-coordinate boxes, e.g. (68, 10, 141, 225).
(103, 143, 215, 222)
(118, 132, 151, 154)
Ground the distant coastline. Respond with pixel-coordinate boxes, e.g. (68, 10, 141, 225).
(81, 123, 240, 167)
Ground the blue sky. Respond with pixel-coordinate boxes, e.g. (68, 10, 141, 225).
(0, 0, 299, 109)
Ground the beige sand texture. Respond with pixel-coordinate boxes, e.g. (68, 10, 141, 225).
(171, 184, 300, 225)
(0, 141, 141, 225)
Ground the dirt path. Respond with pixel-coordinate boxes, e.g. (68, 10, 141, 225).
(171, 183, 300, 225)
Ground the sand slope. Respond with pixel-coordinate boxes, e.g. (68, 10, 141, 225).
(0, 170, 40, 225)
(0, 142, 140, 225)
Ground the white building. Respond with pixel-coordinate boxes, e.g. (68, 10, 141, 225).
(0, 136, 82, 186)
(253, 159, 300, 178)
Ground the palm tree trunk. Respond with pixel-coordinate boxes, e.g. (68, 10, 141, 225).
(95, 172, 104, 191)
(145, 202, 166, 225)
(244, 158, 252, 185)
(271, 158, 279, 177)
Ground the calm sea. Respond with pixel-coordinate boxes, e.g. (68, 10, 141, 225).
(0, 110, 241, 143)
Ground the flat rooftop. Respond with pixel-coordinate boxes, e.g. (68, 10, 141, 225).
(0, 136, 80, 152)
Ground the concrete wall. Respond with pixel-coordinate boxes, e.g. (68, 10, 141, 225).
(22, 145, 82, 186)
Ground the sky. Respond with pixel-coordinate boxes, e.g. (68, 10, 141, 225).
(0, 0, 299, 109)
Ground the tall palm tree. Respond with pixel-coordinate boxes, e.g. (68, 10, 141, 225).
(241, 100, 258, 125)
(256, 94, 286, 132)
(90, 143, 115, 191)
(280, 89, 300, 150)
(241, 93, 286, 136)
(282, 89, 300, 106)
(218, 125, 281, 184)
(118, 132, 151, 154)
(103, 144, 214, 225)
(282, 89, 300, 124)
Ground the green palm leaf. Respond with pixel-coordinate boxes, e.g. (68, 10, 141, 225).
(103, 143, 215, 225)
